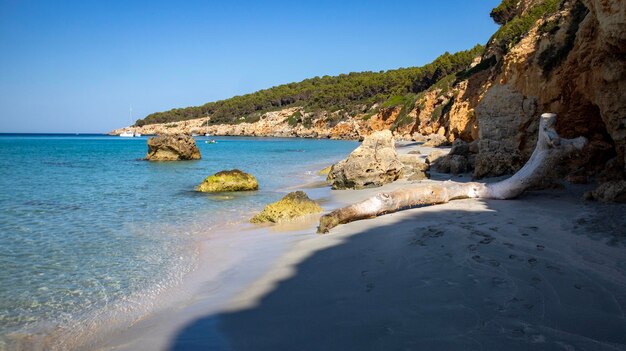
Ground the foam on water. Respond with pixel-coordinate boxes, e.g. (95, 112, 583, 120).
(0, 134, 357, 349)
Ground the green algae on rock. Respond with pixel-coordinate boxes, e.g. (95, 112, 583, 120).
(250, 191, 323, 223)
(196, 169, 258, 192)
(317, 165, 332, 176)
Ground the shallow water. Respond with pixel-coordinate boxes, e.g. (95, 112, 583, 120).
(0, 134, 357, 346)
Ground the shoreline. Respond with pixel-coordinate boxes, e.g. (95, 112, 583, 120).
(86, 142, 626, 350)
(73, 145, 350, 350)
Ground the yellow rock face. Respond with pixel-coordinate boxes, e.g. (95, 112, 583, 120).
(317, 165, 332, 176)
(196, 169, 258, 192)
(250, 191, 323, 223)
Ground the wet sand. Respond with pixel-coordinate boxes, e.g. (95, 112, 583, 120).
(97, 144, 626, 351)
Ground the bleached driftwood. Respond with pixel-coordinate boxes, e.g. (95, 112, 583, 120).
(318, 113, 587, 233)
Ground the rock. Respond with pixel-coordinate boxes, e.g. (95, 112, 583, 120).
(435, 154, 469, 175)
(317, 165, 332, 176)
(146, 134, 201, 161)
(408, 150, 421, 155)
(585, 180, 626, 203)
(408, 171, 429, 181)
(426, 150, 447, 165)
(414, 162, 430, 172)
(565, 174, 589, 184)
(250, 191, 323, 223)
(422, 134, 449, 147)
(328, 130, 403, 189)
(474, 84, 531, 178)
(449, 155, 469, 174)
(398, 154, 423, 168)
(196, 169, 258, 192)
(433, 157, 450, 173)
(449, 140, 470, 157)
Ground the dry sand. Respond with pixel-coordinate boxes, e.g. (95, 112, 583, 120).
(97, 144, 626, 351)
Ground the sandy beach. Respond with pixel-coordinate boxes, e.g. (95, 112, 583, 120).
(92, 142, 626, 351)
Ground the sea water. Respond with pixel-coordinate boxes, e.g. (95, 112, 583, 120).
(0, 134, 357, 346)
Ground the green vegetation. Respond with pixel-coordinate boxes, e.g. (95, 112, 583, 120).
(136, 45, 485, 126)
(250, 191, 323, 224)
(196, 169, 259, 192)
(430, 105, 444, 122)
(537, 0, 588, 76)
(490, 0, 518, 25)
(489, 0, 563, 52)
(287, 110, 303, 126)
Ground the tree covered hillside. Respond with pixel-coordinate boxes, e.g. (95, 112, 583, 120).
(136, 44, 485, 126)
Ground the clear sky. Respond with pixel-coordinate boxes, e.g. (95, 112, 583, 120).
(0, 0, 500, 133)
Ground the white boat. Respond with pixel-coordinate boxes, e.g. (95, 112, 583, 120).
(204, 117, 211, 136)
(119, 106, 142, 137)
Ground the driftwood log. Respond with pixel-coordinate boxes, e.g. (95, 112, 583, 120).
(318, 113, 587, 233)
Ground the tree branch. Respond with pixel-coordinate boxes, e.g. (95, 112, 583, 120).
(318, 113, 587, 233)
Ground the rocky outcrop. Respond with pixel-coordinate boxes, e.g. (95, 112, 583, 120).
(116, 0, 625, 187)
(585, 180, 626, 202)
(399, 154, 430, 180)
(250, 191, 323, 223)
(145, 134, 201, 161)
(473, 84, 534, 178)
(473, 0, 626, 182)
(196, 169, 258, 192)
(328, 130, 403, 189)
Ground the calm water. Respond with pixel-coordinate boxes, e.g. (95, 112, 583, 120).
(0, 134, 357, 343)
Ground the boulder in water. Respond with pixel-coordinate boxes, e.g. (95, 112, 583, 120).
(328, 130, 403, 189)
(146, 134, 201, 161)
(196, 169, 258, 192)
(250, 191, 322, 223)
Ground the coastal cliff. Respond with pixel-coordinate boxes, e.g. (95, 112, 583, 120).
(114, 0, 625, 184)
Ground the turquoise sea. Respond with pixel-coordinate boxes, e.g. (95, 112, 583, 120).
(0, 134, 357, 346)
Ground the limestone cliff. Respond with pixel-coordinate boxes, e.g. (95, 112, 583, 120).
(474, 0, 625, 184)
(112, 0, 625, 189)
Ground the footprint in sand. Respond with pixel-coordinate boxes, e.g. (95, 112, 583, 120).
(536, 245, 545, 251)
(487, 259, 501, 267)
(545, 264, 563, 274)
(472, 255, 500, 267)
(424, 227, 444, 238)
(503, 242, 515, 249)
(467, 244, 478, 252)
(479, 236, 495, 245)
(472, 255, 484, 263)
(492, 277, 509, 287)
(366, 282, 375, 292)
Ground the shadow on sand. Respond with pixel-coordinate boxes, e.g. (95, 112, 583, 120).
(169, 192, 626, 351)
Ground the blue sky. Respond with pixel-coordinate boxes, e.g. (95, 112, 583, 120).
(0, 0, 500, 133)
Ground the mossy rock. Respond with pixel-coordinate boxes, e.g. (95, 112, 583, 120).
(317, 165, 332, 176)
(250, 191, 323, 223)
(196, 169, 258, 192)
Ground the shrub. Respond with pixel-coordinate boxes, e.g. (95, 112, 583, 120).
(489, 0, 564, 53)
(537, 0, 588, 76)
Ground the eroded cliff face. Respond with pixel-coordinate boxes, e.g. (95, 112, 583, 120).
(474, 0, 625, 183)
(112, 0, 625, 188)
